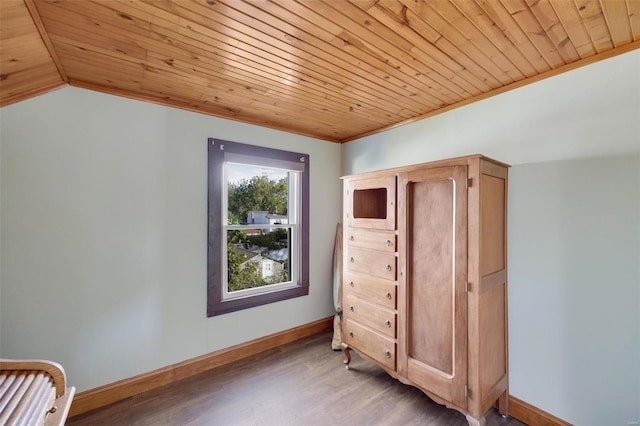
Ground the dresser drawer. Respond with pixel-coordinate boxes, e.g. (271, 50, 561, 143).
(346, 247, 397, 280)
(344, 295, 396, 338)
(346, 228, 396, 252)
(344, 271, 397, 309)
(344, 319, 396, 371)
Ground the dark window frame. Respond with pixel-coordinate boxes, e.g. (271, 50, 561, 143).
(207, 138, 309, 317)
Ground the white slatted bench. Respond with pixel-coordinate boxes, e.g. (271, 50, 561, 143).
(0, 360, 75, 426)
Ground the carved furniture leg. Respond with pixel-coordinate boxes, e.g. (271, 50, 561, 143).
(340, 343, 351, 370)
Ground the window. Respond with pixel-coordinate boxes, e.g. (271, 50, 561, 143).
(207, 138, 309, 316)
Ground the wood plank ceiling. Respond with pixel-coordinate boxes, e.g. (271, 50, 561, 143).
(1, 0, 639, 142)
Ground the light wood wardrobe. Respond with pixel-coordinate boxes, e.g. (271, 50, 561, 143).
(341, 155, 509, 426)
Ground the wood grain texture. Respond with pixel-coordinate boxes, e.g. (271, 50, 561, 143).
(508, 395, 573, 426)
(344, 294, 397, 338)
(342, 172, 399, 377)
(401, 165, 469, 410)
(0, 0, 64, 106)
(346, 175, 397, 230)
(408, 177, 455, 374)
(346, 246, 397, 281)
(2, 0, 639, 140)
(480, 174, 507, 276)
(23, 0, 67, 82)
(466, 158, 510, 421)
(343, 271, 397, 309)
(344, 319, 396, 370)
(1, 359, 67, 397)
(349, 156, 510, 425)
(346, 227, 396, 252)
(68, 317, 332, 417)
(477, 164, 509, 410)
(66, 330, 541, 426)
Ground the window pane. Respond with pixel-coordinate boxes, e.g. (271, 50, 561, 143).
(227, 228, 291, 292)
(208, 138, 309, 317)
(226, 163, 289, 225)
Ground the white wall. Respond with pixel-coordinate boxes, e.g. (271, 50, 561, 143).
(509, 157, 639, 426)
(342, 49, 640, 425)
(0, 87, 342, 391)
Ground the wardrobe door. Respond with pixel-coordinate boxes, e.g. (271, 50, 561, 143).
(397, 166, 468, 409)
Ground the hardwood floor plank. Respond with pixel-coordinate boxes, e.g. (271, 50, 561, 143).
(68, 331, 526, 426)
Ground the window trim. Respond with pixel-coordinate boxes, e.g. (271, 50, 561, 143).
(207, 138, 309, 317)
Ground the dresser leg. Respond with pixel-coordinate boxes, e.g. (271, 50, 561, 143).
(465, 414, 486, 426)
(498, 390, 509, 417)
(340, 343, 351, 370)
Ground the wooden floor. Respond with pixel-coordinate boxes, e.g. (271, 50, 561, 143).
(68, 330, 526, 426)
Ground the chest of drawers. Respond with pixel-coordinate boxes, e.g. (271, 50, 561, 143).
(342, 176, 398, 372)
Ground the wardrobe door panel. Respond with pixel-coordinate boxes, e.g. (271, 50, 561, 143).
(399, 166, 468, 408)
(409, 178, 455, 374)
(480, 174, 506, 276)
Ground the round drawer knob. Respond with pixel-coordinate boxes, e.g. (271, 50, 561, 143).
(385, 292, 392, 299)
(386, 264, 392, 271)
(349, 331, 354, 338)
(349, 305, 354, 312)
(385, 320, 391, 327)
(349, 281, 354, 287)
(385, 239, 392, 247)
(350, 235, 354, 241)
(384, 349, 391, 358)
(350, 257, 355, 263)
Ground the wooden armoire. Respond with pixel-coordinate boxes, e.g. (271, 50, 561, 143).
(341, 155, 509, 426)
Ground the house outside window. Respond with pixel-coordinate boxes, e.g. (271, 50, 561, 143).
(207, 138, 309, 316)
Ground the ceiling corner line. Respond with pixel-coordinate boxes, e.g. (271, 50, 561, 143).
(23, 0, 70, 84)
